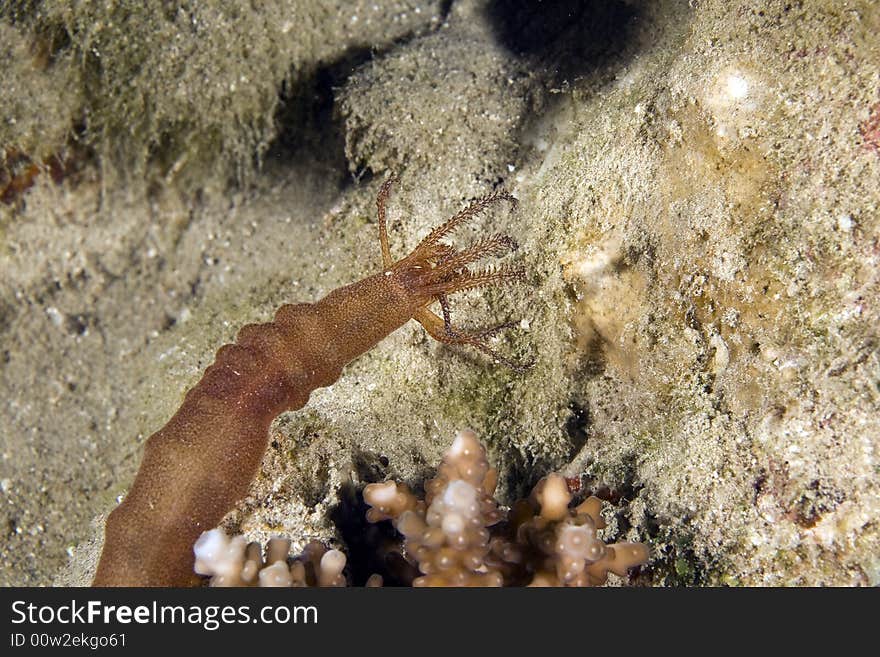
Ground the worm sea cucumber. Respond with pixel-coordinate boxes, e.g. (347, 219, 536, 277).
(93, 176, 524, 586)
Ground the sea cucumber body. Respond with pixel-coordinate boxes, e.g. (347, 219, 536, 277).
(94, 273, 419, 586)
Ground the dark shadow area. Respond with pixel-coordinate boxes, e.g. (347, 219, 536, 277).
(264, 8, 454, 190)
(486, 0, 642, 85)
(495, 443, 552, 503)
(262, 48, 376, 190)
(564, 399, 591, 456)
(329, 481, 415, 586)
(328, 450, 421, 586)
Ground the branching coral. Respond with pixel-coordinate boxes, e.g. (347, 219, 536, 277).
(364, 429, 649, 586)
(193, 529, 354, 587)
(505, 474, 649, 586)
(194, 430, 648, 587)
(365, 429, 506, 586)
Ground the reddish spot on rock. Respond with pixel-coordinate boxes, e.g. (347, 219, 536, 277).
(861, 101, 880, 154)
(0, 145, 88, 205)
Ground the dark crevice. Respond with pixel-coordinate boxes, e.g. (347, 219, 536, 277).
(329, 480, 416, 587)
(438, 0, 454, 20)
(327, 448, 427, 586)
(498, 445, 554, 503)
(485, 0, 642, 86)
(564, 400, 591, 456)
(264, 21, 445, 191)
(263, 55, 364, 184)
(485, 0, 663, 190)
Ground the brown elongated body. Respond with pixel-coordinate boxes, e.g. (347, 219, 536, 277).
(93, 177, 524, 586)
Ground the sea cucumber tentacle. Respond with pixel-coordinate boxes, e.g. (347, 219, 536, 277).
(93, 176, 524, 586)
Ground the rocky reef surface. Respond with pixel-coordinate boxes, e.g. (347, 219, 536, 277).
(1, 0, 877, 586)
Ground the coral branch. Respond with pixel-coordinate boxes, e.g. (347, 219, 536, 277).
(192, 430, 649, 588)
